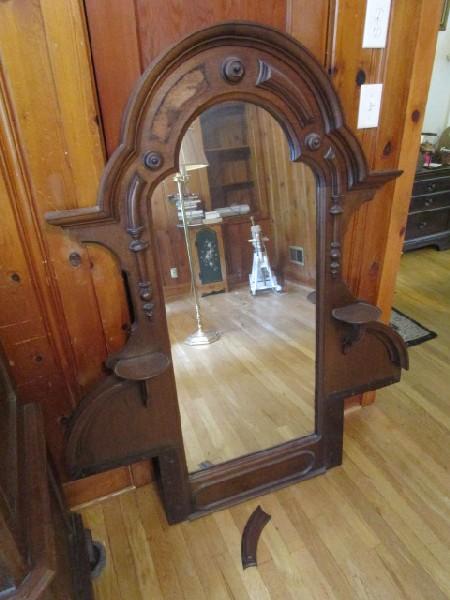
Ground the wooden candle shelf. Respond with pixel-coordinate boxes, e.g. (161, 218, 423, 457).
(332, 302, 382, 325)
(332, 302, 382, 354)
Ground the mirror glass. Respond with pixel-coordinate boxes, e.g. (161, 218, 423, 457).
(151, 102, 317, 472)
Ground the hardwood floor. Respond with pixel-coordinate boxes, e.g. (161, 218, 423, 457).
(165, 282, 316, 471)
(81, 248, 450, 599)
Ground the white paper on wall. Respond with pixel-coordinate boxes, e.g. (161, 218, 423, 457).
(357, 83, 383, 129)
(362, 0, 392, 49)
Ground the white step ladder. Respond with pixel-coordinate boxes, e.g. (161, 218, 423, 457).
(248, 218, 282, 295)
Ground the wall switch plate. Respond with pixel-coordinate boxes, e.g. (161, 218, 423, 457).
(362, 0, 391, 48)
(357, 83, 383, 129)
(170, 267, 178, 278)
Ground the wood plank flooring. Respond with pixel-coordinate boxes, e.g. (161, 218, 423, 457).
(165, 282, 316, 471)
(81, 248, 450, 599)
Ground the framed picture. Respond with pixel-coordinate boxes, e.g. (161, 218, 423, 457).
(440, 0, 449, 31)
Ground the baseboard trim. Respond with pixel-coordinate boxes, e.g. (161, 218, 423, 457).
(63, 460, 153, 509)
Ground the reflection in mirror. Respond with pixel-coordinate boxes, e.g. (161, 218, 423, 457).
(151, 102, 316, 472)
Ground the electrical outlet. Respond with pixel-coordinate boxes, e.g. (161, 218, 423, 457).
(357, 84, 383, 129)
(362, 0, 391, 49)
(170, 267, 178, 279)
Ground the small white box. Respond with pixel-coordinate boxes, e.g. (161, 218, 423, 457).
(357, 83, 383, 129)
(362, 0, 391, 49)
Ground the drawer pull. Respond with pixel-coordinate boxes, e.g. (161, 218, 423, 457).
(424, 198, 434, 207)
(418, 221, 428, 230)
(427, 183, 437, 192)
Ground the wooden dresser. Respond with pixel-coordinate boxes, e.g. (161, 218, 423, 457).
(0, 361, 94, 599)
(404, 165, 450, 252)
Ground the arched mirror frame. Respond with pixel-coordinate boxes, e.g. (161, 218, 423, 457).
(46, 23, 408, 523)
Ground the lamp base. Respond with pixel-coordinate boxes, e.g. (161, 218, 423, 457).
(185, 327, 220, 346)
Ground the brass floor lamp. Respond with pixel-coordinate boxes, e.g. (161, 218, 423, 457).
(174, 126, 220, 346)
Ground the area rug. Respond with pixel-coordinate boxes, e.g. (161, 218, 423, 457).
(390, 308, 437, 347)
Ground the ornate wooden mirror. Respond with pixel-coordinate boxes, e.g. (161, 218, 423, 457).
(46, 22, 408, 524)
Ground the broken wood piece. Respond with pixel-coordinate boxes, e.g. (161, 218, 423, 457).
(241, 505, 271, 569)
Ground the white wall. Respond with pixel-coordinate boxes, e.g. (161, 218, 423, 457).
(423, 25, 450, 137)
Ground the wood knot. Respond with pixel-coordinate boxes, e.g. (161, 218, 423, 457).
(356, 69, 366, 86)
(143, 151, 163, 170)
(369, 262, 379, 277)
(69, 252, 82, 267)
(222, 57, 245, 83)
(59, 415, 71, 427)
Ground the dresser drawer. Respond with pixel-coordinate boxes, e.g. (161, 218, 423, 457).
(405, 209, 450, 241)
(410, 190, 450, 213)
(413, 175, 450, 196)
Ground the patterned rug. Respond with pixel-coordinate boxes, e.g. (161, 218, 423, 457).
(390, 308, 437, 347)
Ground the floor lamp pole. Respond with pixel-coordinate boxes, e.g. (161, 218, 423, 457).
(174, 169, 220, 346)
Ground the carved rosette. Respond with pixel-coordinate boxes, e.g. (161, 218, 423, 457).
(305, 133, 321, 151)
(127, 174, 154, 318)
(143, 151, 164, 170)
(221, 57, 245, 83)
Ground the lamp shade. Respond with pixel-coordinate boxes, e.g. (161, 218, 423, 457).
(179, 120, 209, 171)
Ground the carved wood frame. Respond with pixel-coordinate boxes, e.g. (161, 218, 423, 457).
(46, 22, 408, 523)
